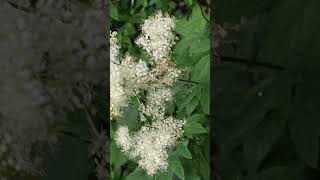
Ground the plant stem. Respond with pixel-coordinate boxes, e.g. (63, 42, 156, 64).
(219, 56, 286, 71)
(200, 5, 210, 23)
(178, 79, 200, 84)
(83, 102, 100, 138)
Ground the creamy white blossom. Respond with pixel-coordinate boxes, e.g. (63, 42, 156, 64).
(119, 54, 155, 94)
(136, 11, 176, 62)
(110, 31, 120, 64)
(139, 88, 173, 120)
(115, 126, 132, 153)
(110, 60, 127, 118)
(153, 59, 181, 87)
(110, 32, 127, 118)
(112, 11, 186, 177)
(110, 11, 180, 119)
(115, 117, 186, 176)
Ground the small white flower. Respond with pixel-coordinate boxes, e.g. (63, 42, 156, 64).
(136, 11, 176, 62)
(110, 61, 127, 117)
(139, 88, 173, 120)
(115, 117, 185, 176)
(119, 54, 155, 93)
(153, 59, 181, 86)
(110, 31, 120, 64)
(115, 126, 132, 153)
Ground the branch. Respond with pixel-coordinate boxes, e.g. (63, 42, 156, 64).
(199, 5, 210, 23)
(81, 98, 100, 138)
(219, 56, 286, 71)
(6, 0, 33, 13)
(178, 79, 200, 84)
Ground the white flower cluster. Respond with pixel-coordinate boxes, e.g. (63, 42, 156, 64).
(115, 117, 185, 176)
(153, 60, 181, 86)
(118, 55, 155, 93)
(112, 12, 185, 175)
(115, 126, 132, 153)
(139, 88, 173, 120)
(136, 11, 176, 62)
(110, 32, 180, 119)
(110, 32, 127, 117)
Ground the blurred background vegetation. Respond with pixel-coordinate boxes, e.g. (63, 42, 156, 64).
(213, 0, 320, 179)
(0, 0, 107, 179)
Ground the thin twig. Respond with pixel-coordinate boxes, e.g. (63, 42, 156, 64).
(199, 5, 210, 23)
(219, 56, 286, 71)
(82, 99, 100, 138)
(178, 79, 200, 84)
(70, 91, 100, 138)
(6, 0, 33, 13)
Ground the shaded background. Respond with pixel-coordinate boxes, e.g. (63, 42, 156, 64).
(0, 0, 107, 179)
(213, 0, 320, 179)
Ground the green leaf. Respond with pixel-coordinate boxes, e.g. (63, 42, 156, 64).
(221, 108, 268, 154)
(176, 5, 207, 37)
(54, 110, 91, 142)
(118, 100, 139, 131)
(185, 122, 207, 136)
(134, 0, 148, 8)
(200, 87, 210, 115)
(173, 33, 209, 68)
(187, 113, 205, 123)
(198, 153, 210, 180)
(119, 23, 137, 36)
(184, 0, 193, 6)
(173, 38, 191, 67)
(214, 0, 261, 23)
(126, 168, 152, 180)
(110, 1, 119, 21)
(155, 169, 173, 180)
(175, 143, 192, 159)
(289, 81, 320, 168)
(149, 0, 159, 6)
(183, 159, 201, 180)
(165, 101, 175, 115)
(189, 34, 210, 55)
(169, 157, 185, 180)
(110, 141, 127, 167)
(45, 135, 94, 180)
(178, 86, 200, 110)
(186, 94, 200, 116)
(191, 54, 210, 85)
(248, 166, 303, 180)
(243, 110, 285, 172)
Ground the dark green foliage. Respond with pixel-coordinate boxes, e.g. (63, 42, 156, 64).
(214, 0, 320, 179)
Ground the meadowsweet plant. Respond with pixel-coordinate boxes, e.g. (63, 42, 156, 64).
(111, 11, 186, 176)
(111, 0, 210, 179)
(135, 11, 176, 63)
(116, 117, 185, 176)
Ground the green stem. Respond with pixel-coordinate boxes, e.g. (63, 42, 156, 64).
(178, 79, 200, 84)
(81, 100, 100, 138)
(219, 56, 286, 71)
(199, 5, 210, 23)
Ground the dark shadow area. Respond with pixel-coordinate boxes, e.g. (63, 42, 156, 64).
(213, 0, 320, 179)
(0, 0, 108, 179)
